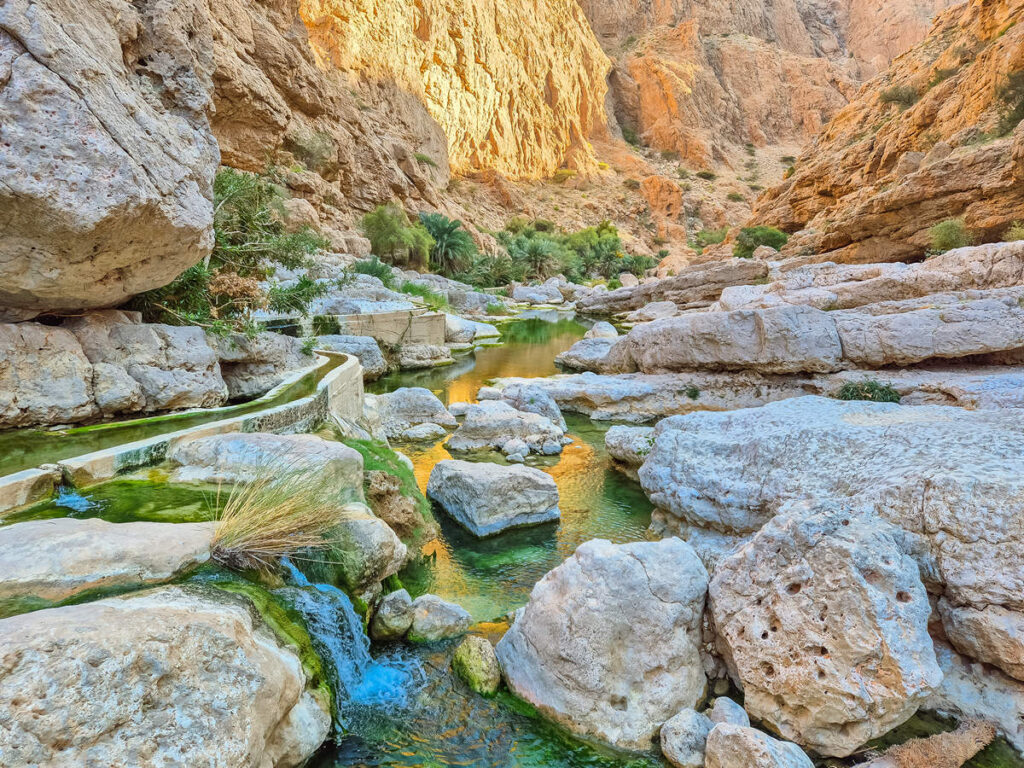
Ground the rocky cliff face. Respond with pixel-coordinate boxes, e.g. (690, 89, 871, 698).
(752, 0, 1024, 263)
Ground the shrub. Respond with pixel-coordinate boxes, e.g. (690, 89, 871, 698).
(928, 68, 959, 89)
(677, 167, 691, 180)
(623, 178, 641, 190)
(660, 149, 680, 161)
(622, 126, 640, 146)
(552, 169, 577, 183)
(400, 280, 449, 311)
(300, 336, 318, 356)
(606, 277, 622, 290)
(781, 155, 796, 164)
(694, 227, 728, 250)
(685, 385, 700, 400)
(485, 301, 510, 316)
(418, 212, 477, 276)
(733, 226, 788, 259)
(784, 165, 796, 179)
(285, 130, 335, 172)
(928, 218, 972, 253)
(211, 470, 344, 573)
(352, 256, 396, 288)
(835, 380, 901, 403)
(1004, 221, 1024, 241)
(744, 142, 756, 156)
(620, 253, 657, 277)
(696, 170, 717, 181)
(414, 152, 438, 168)
(361, 205, 434, 270)
(996, 70, 1024, 136)
(131, 168, 329, 333)
(727, 192, 746, 202)
(880, 85, 919, 109)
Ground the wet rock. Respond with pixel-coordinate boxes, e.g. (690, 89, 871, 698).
(709, 507, 940, 757)
(370, 589, 415, 642)
(704, 724, 813, 768)
(0, 0, 217, 319)
(314, 335, 388, 381)
(408, 594, 472, 643)
(939, 600, 1024, 682)
(365, 471, 425, 543)
(584, 321, 618, 339)
(0, 518, 214, 605)
(400, 422, 448, 442)
(373, 387, 457, 439)
(708, 697, 749, 727)
(501, 438, 529, 456)
(211, 331, 310, 400)
(447, 401, 565, 456)
(604, 425, 655, 480)
(500, 383, 567, 430)
(660, 709, 713, 768)
(496, 538, 709, 751)
(167, 432, 363, 501)
(512, 284, 564, 305)
(0, 587, 329, 766)
(452, 635, 501, 696)
(426, 460, 560, 537)
(396, 344, 454, 370)
(333, 504, 408, 592)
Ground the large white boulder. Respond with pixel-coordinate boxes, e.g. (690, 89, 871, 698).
(210, 331, 311, 399)
(0, 587, 330, 766)
(499, 382, 567, 430)
(444, 314, 500, 344)
(660, 709, 713, 768)
(496, 538, 709, 751)
(709, 507, 940, 757)
(426, 460, 560, 537)
(554, 337, 620, 372)
(0, 0, 218, 319)
(704, 724, 813, 768)
(167, 432, 363, 501)
(373, 387, 456, 438)
(447, 401, 565, 456)
(0, 518, 214, 605)
(513, 283, 564, 305)
(315, 334, 389, 381)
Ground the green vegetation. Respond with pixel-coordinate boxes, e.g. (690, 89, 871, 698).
(360, 203, 434, 269)
(485, 301, 510, 316)
(996, 70, 1024, 136)
(623, 178, 641, 190)
(621, 126, 640, 146)
(552, 169, 577, 183)
(744, 142, 756, 156)
(780, 155, 796, 164)
(285, 130, 335, 173)
(836, 379, 901, 403)
(693, 227, 728, 251)
(312, 315, 342, 336)
(300, 336, 318, 356)
(696, 170, 717, 181)
(727, 192, 746, 202)
(1005, 221, 1024, 241)
(677, 167, 691, 179)
(660, 149, 680, 161)
(400, 280, 449, 311)
(928, 68, 959, 89)
(733, 226, 788, 259)
(784, 165, 796, 179)
(880, 84, 920, 110)
(418, 212, 478, 275)
(414, 152, 438, 168)
(132, 168, 329, 334)
(928, 218, 972, 253)
(352, 256, 396, 288)
(685, 385, 700, 400)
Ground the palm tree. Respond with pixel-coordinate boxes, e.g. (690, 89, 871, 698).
(418, 212, 477, 276)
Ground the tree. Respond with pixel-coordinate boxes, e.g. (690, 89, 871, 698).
(418, 212, 478, 276)
(360, 204, 434, 270)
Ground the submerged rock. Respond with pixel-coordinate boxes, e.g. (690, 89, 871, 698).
(709, 508, 940, 757)
(446, 401, 565, 456)
(167, 432, 364, 501)
(660, 709, 713, 768)
(0, 587, 330, 766)
(408, 594, 472, 643)
(496, 538, 709, 751)
(0, 518, 214, 605)
(370, 589, 415, 642)
(426, 460, 560, 537)
(452, 635, 501, 696)
(704, 724, 813, 768)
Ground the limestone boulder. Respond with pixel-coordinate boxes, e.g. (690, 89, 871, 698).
(426, 460, 560, 537)
(0, 0, 217, 319)
(499, 382, 567, 430)
(555, 337, 620, 372)
(315, 334, 389, 381)
(710, 507, 939, 756)
(496, 538, 709, 751)
(168, 432, 363, 501)
(445, 314, 500, 344)
(308, 274, 414, 315)
(333, 504, 408, 592)
(400, 422, 449, 442)
(0, 587, 329, 766)
(639, 396, 1024, 617)
(397, 343, 454, 370)
(626, 301, 679, 323)
(610, 306, 844, 375)
(408, 594, 472, 643)
(452, 635, 501, 696)
(604, 425, 655, 480)
(513, 284, 564, 305)
(704, 724, 813, 768)
(939, 600, 1024, 682)
(708, 697, 749, 727)
(0, 518, 214, 606)
(660, 709, 713, 768)
(370, 589, 415, 642)
(446, 401, 565, 456)
(210, 332, 311, 400)
(585, 321, 618, 339)
(373, 387, 457, 439)
(0, 323, 98, 428)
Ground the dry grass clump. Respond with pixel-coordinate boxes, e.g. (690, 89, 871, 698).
(211, 469, 342, 573)
(855, 719, 997, 768)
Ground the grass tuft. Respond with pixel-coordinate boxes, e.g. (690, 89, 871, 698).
(836, 380, 901, 403)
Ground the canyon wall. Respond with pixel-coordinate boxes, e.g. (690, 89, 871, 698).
(753, 0, 1024, 263)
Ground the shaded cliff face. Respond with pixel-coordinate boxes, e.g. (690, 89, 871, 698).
(298, 0, 611, 179)
(752, 0, 1024, 264)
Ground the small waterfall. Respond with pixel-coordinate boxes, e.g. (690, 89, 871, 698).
(54, 486, 100, 514)
(278, 559, 422, 729)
